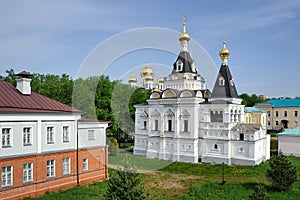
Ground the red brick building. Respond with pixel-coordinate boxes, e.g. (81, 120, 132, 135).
(0, 72, 109, 200)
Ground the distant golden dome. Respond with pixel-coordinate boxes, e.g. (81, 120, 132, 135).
(219, 41, 230, 59)
(152, 86, 161, 93)
(128, 74, 137, 83)
(156, 75, 164, 84)
(140, 62, 154, 77)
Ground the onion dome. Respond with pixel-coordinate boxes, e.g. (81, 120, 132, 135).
(140, 62, 154, 77)
(219, 41, 230, 64)
(156, 74, 164, 84)
(178, 15, 190, 43)
(128, 74, 137, 83)
(152, 86, 161, 93)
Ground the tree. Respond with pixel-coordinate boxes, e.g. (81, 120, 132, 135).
(248, 184, 270, 200)
(266, 151, 297, 191)
(105, 158, 148, 200)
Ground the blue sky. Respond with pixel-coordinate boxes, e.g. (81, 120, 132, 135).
(0, 0, 299, 98)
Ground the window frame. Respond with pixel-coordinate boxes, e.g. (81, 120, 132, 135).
(239, 133, 244, 141)
(83, 158, 88, 171)
(62, 126, 70, 143)
(183, 120, 189, 132)
(2, 166, 13, 188)
(295, 111, 298, 117)
(23, 127, 32, 146)
(88, 130, 96, 141)
(2, 128, 12, 148)
(23, 163, 33, 183)
(46, 126, 55, 144)
(46, 160, 55, 178)
(62, 158, 70, 176)
(168, 119, 172, 132)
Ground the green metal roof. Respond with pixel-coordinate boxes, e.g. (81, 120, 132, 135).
(256, 98, 300, 108)
(244, 107, 266, 113)
(277, 127, 300, 137)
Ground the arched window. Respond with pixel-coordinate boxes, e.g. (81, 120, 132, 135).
(214, 144, 218, 149)
(219, 76, 225, 86)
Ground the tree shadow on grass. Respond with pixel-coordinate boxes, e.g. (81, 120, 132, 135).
(241, 182, 276, 192)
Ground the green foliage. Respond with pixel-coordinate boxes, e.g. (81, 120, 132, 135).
(108, 137, 119, 156)
(105, 158, 148, 200)
(266, 152, 297, 191)
(239, 93, 265, 107)
(129, 87, 151, 120)
(248, 184, 270, 200)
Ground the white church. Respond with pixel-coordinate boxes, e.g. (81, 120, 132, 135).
(132, 18, 270, 166)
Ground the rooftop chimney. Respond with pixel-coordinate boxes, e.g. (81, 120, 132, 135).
(15, 71, 32, 95)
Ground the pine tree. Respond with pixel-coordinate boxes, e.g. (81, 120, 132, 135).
(266, 151, 297, 191)
(105, 158, 148, 200)
(248, 184, 270, 200)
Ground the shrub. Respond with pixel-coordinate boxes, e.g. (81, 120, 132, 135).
(266, 151, 297, 191)
(248, 184, 270, 200)
(108, 137, 119, 156)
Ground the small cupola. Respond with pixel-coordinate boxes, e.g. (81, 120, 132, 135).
(15, 71, 32, 95)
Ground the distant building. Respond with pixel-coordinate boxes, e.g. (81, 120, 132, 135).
(133, 18, 270, 166)
(277, 127, 300, 156)
(0, 72, 109, 200)
(244, 107, 267, 130)
(255, 98, 300, 130)
(128, 74, 138, 87)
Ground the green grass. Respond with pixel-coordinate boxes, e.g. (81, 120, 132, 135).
(27, 157, 300, 200)
(108, 152, 171, 171)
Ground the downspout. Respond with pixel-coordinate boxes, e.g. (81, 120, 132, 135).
(76, 120, 79, 185)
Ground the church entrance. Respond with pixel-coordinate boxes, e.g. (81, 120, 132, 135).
(281, 120, 289, 129)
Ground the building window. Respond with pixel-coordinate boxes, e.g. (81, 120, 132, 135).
(238, 147, 244, 153)
(168, 120, 172, 132)
(219, 77, 225, 86)
(276, 120, 279, 126)
(23, 127, 31, 146)
(295, 111, 298, 117)
(154, 120, 158, 131)
(295, 120, 298, 127)
(83, 158, 88, 171)
(143, 121, 147, 130)
(239, 133, 244, 141)
(214, 144, 218, 149)
(184, 120, 188, 132)
(62, 158, 70, 175)
(23, 163, 33, 183)
(210, 111, 223, 122)
(2, 128, 12, 148)
(284, 111, 288, 117)
(1, 166, 12, 188)
(268, 120, 270, 126)
(63, 126, 69, 143)
(46, 160, 55, 178)
(88, 130, 95, 141)
(47, 127, 54, 144)
(275, 111, 278, 117)
(267, 111, 270, 117)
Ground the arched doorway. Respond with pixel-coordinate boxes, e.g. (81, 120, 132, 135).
(281, 120, 289, 128)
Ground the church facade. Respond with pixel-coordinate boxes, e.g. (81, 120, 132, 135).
(133, 19, 270, 166)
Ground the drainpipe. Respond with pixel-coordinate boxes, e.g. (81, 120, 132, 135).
(76, 120, 79, 185)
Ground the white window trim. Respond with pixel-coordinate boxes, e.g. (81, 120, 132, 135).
(83, 158, 88, 171)
(23, 163, 33, 183)
(22, 126, 33, 146)
(47, 160, 55, 178)
(62, 158, 70, 175)
(62, 126, 70, 143)
(2, 127, 13, 148)
(46, 126, 55, 144)
(88, 130, 96, 141)
(2, 166, 13, 188)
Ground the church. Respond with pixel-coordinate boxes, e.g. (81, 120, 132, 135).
(132, 18, 270, 166)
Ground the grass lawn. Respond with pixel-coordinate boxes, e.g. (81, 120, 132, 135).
(27, 156, 300, 200)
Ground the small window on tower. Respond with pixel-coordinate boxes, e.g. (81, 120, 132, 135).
(176, 60, 183, 72)
(219, 77, 225, 86)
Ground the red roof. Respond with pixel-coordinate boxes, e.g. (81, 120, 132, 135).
(0, 80, 81, 113)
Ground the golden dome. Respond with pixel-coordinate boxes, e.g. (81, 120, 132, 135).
(156, 74, 164, 84)
(140, 62, 154, 77)
(178, 16, 190, 43)
(128, 74, 137, 83)
(219, 41, 230, 59)
(152, 86, 161, 93)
